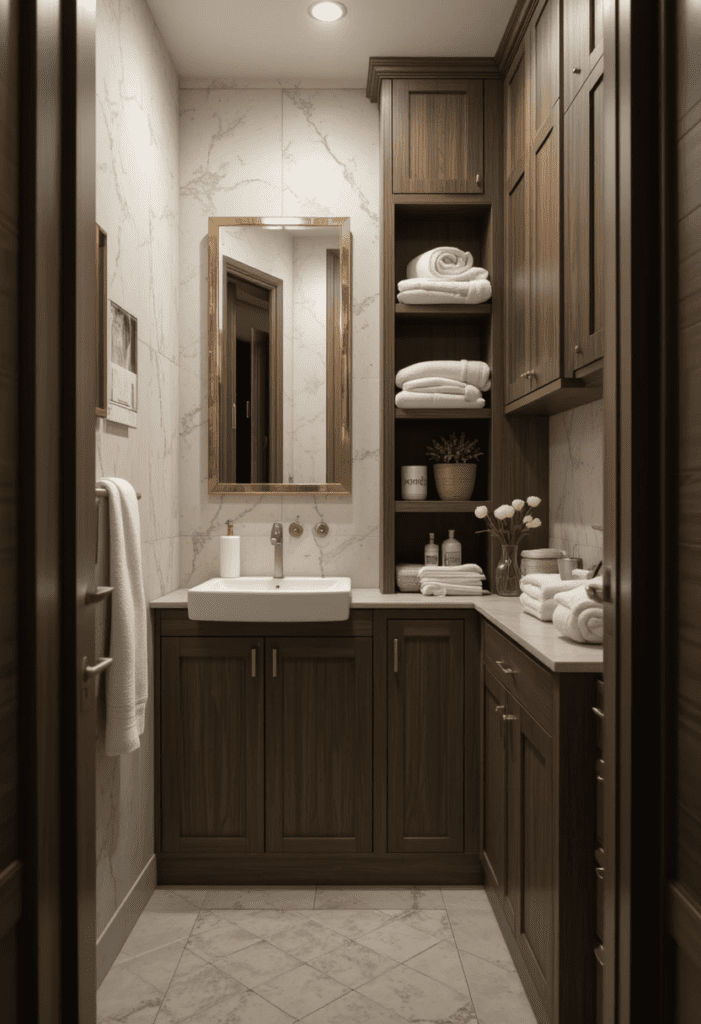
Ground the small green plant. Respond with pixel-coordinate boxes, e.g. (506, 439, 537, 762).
(425, 432, 484, 464)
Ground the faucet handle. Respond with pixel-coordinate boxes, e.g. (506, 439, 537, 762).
(314, 521, 329, 537)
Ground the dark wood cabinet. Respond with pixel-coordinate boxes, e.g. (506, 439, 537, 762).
(265, 637, 373, 854)
(564, 57, 605, 373)
(387, 619, 465, 852)
(160, 637, 265, 856)
(482, 668, 507, 894)
(392, 79, 484, 194)
(563, 0, 604, 112)
(505, 44, 531, 405)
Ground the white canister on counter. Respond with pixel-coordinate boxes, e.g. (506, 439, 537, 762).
(220, 520, 241, 578)
(401, 465, 428, 500)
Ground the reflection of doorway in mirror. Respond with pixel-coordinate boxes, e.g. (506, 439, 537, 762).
(107, 300, 138, 428)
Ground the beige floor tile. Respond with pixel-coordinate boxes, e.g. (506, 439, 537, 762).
(264, 915, 349, 961)
(298, 909, 393, 940)
(97, 961, 164, 1024)
(404, 939, 470, 996)
(185, 910, 260, 962)
(113, 938, 188, 993)
(458, 950, 538, 1024)
(215, 909, 308, 942)
(358, 963, 476, 1023)
(116, 901, 198, 962)
(255, 963, 350, 1018)
(296, 989, 409, 1024)
(441, 887, 491, 910)
(393, 909, 453, 941)
(356, 918, 441, 963)
(446, 906, 515, 973)
(154, 959, 246, 1022)
(211, 939, 301, 988)
(154, 887, 211, 909)
(203, 886, 316, 910)
(157, 986, 294, 1024)
(309, 937, 398, 988)
(315, 887, 445, 910)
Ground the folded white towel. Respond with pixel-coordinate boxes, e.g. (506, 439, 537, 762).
(397, 280, 492, 305)
(553, 585, 603, 643)
(396, 360, 491, 392)
(400, 382, 483, 400)
(421, 582, 484, 596)
(396, 392, 486, 409)
(407, 247, 475, 280)
(519, 592, 556, 621)
(398, 270, 489, 290)
(419, 563, 485, 578)
(520, 573, 601, 603)
(97, 477, 149, 756)
(402, 376, 479, 392)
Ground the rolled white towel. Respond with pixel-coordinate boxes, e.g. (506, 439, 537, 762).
(398, 269, 488, 290)
(421, 581, 484, 596)
(407, 247, 475, 280)
(552, 585, 604, 643)
(396, 360, 491, 392)
(418, 563, 485, 577)
(519, 592, 556, 621)
(397, 280, 492, 305)
(520, 573, 601, 603)
(395, 392, 486, 409)
(400, 382, 483, 400)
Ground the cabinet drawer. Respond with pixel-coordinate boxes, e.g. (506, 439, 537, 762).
(482, 622, 553, 733)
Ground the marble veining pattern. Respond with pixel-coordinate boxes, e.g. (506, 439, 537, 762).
(98, 887, 537, 1024)
(95, 0, 179, 939)
(179, 87, 380, 587)
(549, 400, 604, 571)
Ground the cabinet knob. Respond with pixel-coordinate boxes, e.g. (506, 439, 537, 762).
(574, 345, 582, 355)
(573, 67, 582, 74)
(476, 173, 481, 184)
(502, 714, 517, 721)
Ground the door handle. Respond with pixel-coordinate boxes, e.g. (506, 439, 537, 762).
(251, 648, 257, 678)
(393, 638, 399, 673)
(86, 585, 114, 604)
(272, 648, 277, 678)
(83, 655, 113, 678)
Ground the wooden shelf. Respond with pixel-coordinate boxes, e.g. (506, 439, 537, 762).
(395, 303, 492, 318)
(395, 408, 491, 419)
(504, 377, 602, 416)
(395, 500, 491, 514)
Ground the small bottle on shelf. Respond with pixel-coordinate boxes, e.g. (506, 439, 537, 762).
(442, 529, 462, 567)
(424, 533, 439, 565)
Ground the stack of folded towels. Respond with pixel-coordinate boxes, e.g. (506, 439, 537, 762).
(552, 585, 604, 644)
(395, 358, 491, 410)
(519, 571, 595, 621)
(418, 563, 487, 597)
(397, 247, 492, 306)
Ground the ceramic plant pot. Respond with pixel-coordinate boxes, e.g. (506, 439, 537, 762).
(433, 462, 477, 501)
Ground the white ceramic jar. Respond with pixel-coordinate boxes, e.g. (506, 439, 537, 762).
(401, 465, 428, 500)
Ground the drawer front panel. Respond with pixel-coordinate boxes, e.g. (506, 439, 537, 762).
(482, 622, 553, 733)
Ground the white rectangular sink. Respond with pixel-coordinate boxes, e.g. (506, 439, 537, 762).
(187, 576, 352, 622)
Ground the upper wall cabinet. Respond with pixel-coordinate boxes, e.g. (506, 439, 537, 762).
(392, 80, 484, 194)
(563, 0, 604, 112)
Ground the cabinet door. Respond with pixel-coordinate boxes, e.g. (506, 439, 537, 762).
(160, 638, 264, 855)
(529, 104, 561, 391)
(265, 637, 373, 853)
(505, 47, 532, 404)
(564, 57, 606, 373)
(387, 619, 464, 852)
(563, 0, 604, 112)
(482, 668, 507, 897)
(392, 79, 483, 194)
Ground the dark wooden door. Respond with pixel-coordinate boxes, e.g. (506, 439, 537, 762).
(563, 0, 604, 112)
(160, 638, 264, 855)
(564, 57, 605, 374)
(265, 638, 373, 853)
(392, 79, 484, 194)
(387, 620, 464, 852)
(482, 668, 507, 896)
(250, 327, 269, 483)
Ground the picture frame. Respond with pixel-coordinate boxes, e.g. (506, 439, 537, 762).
(95, 224, 107, 417)
(107, 299, 138, 428)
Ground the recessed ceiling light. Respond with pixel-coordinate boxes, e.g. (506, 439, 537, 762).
(308, 2, 347, 23)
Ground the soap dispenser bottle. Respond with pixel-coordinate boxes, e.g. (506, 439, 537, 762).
(424, 533, 439, 565)
(220, 520, 241, 578)
(441, 529, 462, 567)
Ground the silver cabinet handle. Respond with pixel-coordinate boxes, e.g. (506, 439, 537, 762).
(476, 173, 481, 184)
(272, 648, 277, 678)
(86, 585, 114, 604)
(592, 706, 605, 719)
(251, 648, 257, 678)
(503, 714, 517, 721)
(496, 659, 518, 675)
(595, 866, 605, 880)
(520, 370, 535, 379)
(594, 945, 605, 968)
(495, 704, 505, 713)
(573, 67, 582, 74)
(83, 655, 113, 678)
(393, 638, 399, 673)
(596, 775, 604, 783)
(232, 403, 236, 429)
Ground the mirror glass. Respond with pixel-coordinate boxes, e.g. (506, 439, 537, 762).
(207, 217, 351, 494)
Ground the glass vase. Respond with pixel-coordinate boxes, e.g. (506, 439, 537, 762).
(495, 544, 521, 597)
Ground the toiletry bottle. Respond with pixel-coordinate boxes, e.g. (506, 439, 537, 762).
(220, 520, 241, 578)
(442, 529, 462, 567)
(424, 533, 439, 565)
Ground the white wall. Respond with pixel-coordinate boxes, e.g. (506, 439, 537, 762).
(549, 399, 604, 570)
(95, 0, 179, 940)
(179, 86, 380, 585)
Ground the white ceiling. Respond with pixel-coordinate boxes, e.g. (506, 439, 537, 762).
(146, 0, 519, 86)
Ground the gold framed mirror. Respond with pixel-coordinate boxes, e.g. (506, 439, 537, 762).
(207, 216, 351, 494)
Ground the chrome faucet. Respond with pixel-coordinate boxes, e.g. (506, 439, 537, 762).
(270, 522, 283, 578)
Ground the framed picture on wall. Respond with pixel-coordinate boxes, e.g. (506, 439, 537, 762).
(95, 224, 107, 417)
(107, 300, 138, 428)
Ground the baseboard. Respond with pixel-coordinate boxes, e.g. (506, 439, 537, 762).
(96, 854, 157, 987)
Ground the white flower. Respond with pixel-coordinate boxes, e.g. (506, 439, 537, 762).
(523, 514, 533, 524)
(512, 499, 525, 510)
(526, 517, 542, 529)
(494, 504, 515, 520)
(526, 495, 542, 507)
(474, 506, 489, 519)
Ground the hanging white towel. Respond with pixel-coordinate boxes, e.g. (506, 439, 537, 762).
(400, 382, 483, 400)
(396, 360, 491, 392)
(398, 270, 489, 290)
(97, 477, 148, 756)
(397, 280, 492, 305)
(407, 247, 475, 280)
(395, 392, 486, 409)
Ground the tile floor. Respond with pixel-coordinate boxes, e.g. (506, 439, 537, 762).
(97, 886, 538, 1024)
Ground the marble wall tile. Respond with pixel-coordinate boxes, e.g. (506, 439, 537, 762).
(95, 0, 179, 939)
(549, 400, 604, 570)
(179, 86, 380, 586)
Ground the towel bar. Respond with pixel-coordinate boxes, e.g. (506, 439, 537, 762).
(95, 486, 141, 499)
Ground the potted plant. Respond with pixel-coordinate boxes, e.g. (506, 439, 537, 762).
(425, 432, 484, 500)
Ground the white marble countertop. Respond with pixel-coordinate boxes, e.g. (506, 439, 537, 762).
(151, 587, 603, 675)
